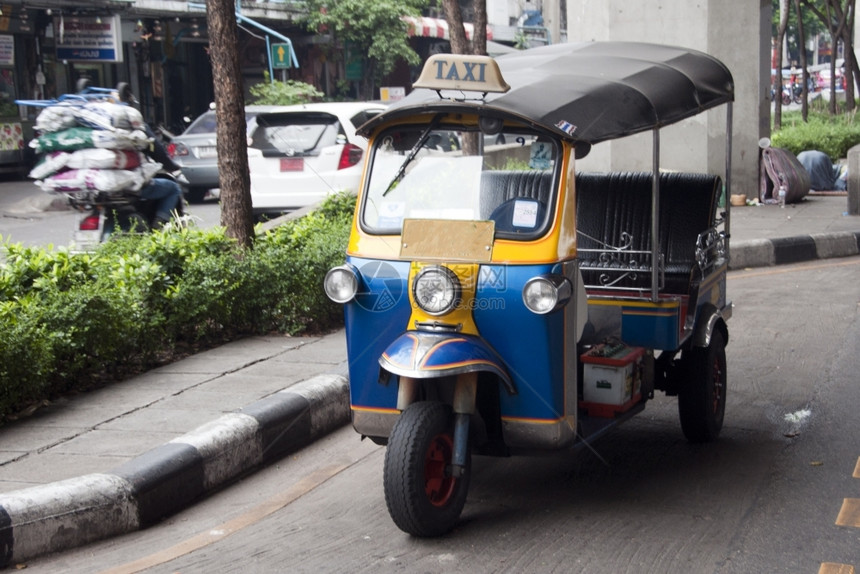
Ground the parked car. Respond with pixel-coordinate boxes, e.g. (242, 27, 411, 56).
(167, 105, 289, 203)
(246, 102, 387, 214)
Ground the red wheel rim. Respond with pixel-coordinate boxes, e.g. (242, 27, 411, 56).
(424, 433, 456, 507)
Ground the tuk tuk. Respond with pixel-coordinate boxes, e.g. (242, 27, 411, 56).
(324, 41, 734, 536)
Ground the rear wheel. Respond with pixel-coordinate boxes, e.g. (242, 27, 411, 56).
(186, 186, 208, 204)
(678, 329, 727, 443)
(115, 210, 148, 233)
(383, 401, 470, 537)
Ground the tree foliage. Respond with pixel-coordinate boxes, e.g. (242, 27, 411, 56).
(302, 0, 428, 99)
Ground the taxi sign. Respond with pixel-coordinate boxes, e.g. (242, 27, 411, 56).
(413, 54, 510, 93)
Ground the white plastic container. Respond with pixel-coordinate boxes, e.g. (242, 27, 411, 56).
(581, 344, 644, 412)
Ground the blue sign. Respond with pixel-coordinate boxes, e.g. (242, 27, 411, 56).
(54, 15, 123, 63)
(56, 48, 119, 61)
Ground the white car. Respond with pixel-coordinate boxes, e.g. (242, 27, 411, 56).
(247, 102, 387, 214)
(168, 105, 292, 203)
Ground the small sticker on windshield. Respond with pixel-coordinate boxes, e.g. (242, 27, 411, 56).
(529, 142, 552, 170)
(377, 202, 405, 228)
(511, 199, 539, 228)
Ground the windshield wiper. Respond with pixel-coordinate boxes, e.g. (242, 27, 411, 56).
(382, 115, 442, 197)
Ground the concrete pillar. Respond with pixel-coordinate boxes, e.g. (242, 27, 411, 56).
(564, 0, 767, 199)
(848, 144, 860, 215)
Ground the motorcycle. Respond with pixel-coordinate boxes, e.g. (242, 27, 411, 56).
(67, 172, 187, 249)
(772, 82, 802, 105)
(790, 81, 803, 104)
(17, 82, 188, 249)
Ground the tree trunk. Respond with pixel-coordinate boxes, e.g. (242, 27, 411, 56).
(774, 0, 790, 130)
(840, 23, 856, 110)
(207, 0, 254, 248)
(441, 0, 487, 155)
(443, 0, 469, 55)
(828, 0, 855, 111)
(794, 0, 808, 121)
(473, 0, 487, 56)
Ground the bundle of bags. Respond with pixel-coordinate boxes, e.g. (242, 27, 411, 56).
(28, 100, 161, 194)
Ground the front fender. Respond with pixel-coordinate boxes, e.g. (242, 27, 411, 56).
(380, 331, 516, 395)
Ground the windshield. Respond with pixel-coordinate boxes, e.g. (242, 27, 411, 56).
(183, 110, 260, 135)
(250, 112, 343, 156)
(361, 124, 559, 240)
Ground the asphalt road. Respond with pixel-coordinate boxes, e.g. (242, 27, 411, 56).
(0, 176, 222, 249)
(15, 256, 860, 573)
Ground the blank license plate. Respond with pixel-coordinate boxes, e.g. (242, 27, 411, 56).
(196, 146, 217, 159)
(280, 157, 304, 172)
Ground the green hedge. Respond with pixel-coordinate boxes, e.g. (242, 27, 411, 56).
(0, 192, 355, 422)
(772, 104, 860, 160)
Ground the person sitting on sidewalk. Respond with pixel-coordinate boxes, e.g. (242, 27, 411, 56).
(797, 150, 848, 192)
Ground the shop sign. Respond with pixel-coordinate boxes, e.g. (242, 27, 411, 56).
(55, 14, 123, 62)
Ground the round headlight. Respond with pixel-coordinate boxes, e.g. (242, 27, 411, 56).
(324, 265, 359, 303)
(522, 275, 572, 314)
(412, 265, 461, 316)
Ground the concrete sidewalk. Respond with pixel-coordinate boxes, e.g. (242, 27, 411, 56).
(728, 193, 860, 268)
(0, 190, 858, 567)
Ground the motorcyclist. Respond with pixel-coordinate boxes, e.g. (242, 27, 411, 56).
(113, 83, 183, 227)
(139, 123, 183, 227)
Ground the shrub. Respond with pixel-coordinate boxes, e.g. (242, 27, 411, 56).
(248, 71, 323, 105)
(772, 106, 860, 160)
(0, 193, 355, 421)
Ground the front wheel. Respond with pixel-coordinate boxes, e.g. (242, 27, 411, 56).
(678, 329, 727, 443)
(383, 401, 470, 537)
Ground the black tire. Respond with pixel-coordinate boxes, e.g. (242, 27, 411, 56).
(678, 329, 727, 443)
(781, 93, 791, 106)
(185, 186, 208, 204)
(383, 402, 470, 537)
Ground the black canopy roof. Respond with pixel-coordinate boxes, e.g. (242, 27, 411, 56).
(358, 41, 734, 145)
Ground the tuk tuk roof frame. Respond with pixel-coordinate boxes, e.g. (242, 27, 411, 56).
(358, 41, 734, 146)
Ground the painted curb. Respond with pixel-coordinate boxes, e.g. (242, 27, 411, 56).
(0, 373, 349, 567)
(730, 231, 860, 270)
